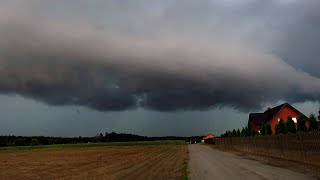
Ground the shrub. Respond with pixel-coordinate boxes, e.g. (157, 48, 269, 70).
(286, 116, 296, 133)
(278, 119, 288, 134)
(267, 124, 272, 135)
(297, 116, 307, 132)
(309, 114, 319, 131)
(261, 123, 267, 136)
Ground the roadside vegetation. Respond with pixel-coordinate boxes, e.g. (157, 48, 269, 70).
(182, 155, 189, 180)
(0, 140, 186, 152)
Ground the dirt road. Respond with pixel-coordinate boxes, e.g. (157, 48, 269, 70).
(188, 144, 314, 180)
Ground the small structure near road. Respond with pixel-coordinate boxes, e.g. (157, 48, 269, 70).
(189, 137, 202, 144)
(203, 134, 216, 144)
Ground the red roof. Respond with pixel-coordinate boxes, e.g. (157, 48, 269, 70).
(204, 134, 215, 139)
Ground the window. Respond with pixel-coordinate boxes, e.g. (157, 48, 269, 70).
(292, 117, 297, 123)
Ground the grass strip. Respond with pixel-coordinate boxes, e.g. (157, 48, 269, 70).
(0, 140, 187, 152)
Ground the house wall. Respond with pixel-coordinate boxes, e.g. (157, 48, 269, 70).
(269, 106, 309, 134)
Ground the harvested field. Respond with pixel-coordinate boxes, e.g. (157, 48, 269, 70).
(0, 144, 188, 180)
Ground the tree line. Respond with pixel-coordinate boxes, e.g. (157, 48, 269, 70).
(0, 132, 187, 147)
(221, 109, 320, 138)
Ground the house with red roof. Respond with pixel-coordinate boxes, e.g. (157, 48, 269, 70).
(249, 103, 310, 134)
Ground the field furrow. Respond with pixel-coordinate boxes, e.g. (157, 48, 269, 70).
(0, 142, 188, 180)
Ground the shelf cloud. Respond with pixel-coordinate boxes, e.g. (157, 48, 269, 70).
(0, 0, 319, 112)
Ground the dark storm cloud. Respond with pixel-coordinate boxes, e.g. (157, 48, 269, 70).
(0, 0, 320, 112)
(272, 3, 320, 77)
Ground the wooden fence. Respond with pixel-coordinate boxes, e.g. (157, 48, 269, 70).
(216, 131, 320, 165)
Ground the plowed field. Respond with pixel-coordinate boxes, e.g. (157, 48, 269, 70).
(0, 144, 188, 180)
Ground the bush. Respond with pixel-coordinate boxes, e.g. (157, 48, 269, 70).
(297, 116, 307, 132)
(286, 116, 296, 133)
(267, 124, 272, 135)
(309, 114, 319, 131)
(261, 123, 267, 136)
(278, 119, 288, 134)
(247, 122, 256, 136)
(236, 129, 241, 137)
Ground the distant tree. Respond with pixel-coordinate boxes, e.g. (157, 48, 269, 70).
(309, 114, 319, 131)
(286, 116, 297, 133)
(241, 127, 246, 137)
(297, 116, 308, 132)
(78, 136, 83, 143)
(30, 139, 40, 146)
(245, 127, 249, 137)
(278, 119, 288, 134)
(232, 129, 237, 137)
(225, 130, 232, 138)
(105, 132, 110, 142)
(221, 130, 232, 138)
(96, 133, 105, 142)
(318, 108, 320, 129)
(236, 129, 241, 137)
(14, 138, 27, 146)
(247, 123, 252, 136)
(241, 127, 245, 137)
(247, 122, 256, 136)
(267, 124, 272, 135)
(261, 123, 267, 136)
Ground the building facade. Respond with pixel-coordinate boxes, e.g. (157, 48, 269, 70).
(249, 103, 310, 134)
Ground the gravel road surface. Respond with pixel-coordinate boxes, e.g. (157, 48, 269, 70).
(188, 144, 314, 180)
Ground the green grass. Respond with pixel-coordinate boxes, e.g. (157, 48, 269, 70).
(0, 140, 186, 152)
(181, 163, 188, 180)
(181, 154, 189, 180)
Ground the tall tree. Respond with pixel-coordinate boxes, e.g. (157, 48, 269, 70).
(247, 122, 256, 136)
(297, 116, 307, 132)
(261, 123, 267, 136)
(225, 130, 232, 138)
(278, 119, 288, 134)
(286, 116, 297, 133)
(241, 127, 246, 137)
(267, 124, 272, 135)
(232, 129, 237, 137)
(98, 133, 104, 142)
(309, 114, 319, 131)
(317, 108, 320, 129)
(236, 129, 241, 137)
(244, 127, 248, 137)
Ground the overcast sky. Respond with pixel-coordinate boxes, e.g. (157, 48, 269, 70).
(0, 0, 319, 137)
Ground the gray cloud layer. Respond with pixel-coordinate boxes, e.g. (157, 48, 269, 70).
(0, 0, 319, 112)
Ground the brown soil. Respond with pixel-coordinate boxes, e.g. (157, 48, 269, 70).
(0, 145, 188, 180)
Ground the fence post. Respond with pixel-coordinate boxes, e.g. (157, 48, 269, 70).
(254, 136, 257, 155)
(279, 135, 284, 159)
(298, 133, 307, 163)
